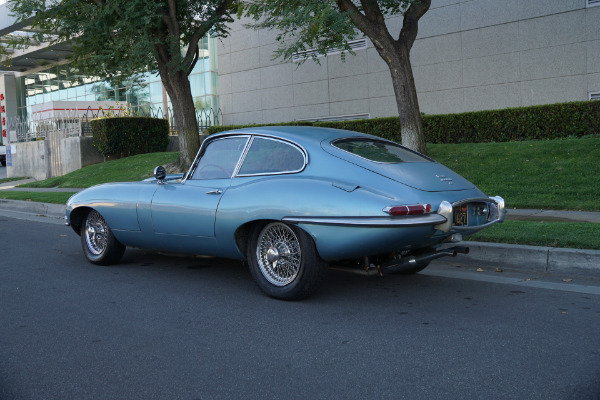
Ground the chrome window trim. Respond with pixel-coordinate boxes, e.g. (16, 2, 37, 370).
(235, 135, 308, 177)
(232, 135, 255, 177)
(330, 137, 434, 164)
(184, 135, 251, 182)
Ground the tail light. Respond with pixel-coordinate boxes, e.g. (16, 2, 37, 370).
(383, 204, 432, 216)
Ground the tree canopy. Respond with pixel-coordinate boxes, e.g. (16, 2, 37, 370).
(242, 0, 431, 153)
(6, 0, 238, 170)
(8, 0, 233, 82)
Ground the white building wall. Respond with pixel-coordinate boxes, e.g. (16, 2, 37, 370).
(218, 0, 600, 125)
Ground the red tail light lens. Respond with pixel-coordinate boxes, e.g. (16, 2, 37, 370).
(384, 204, 432, 216)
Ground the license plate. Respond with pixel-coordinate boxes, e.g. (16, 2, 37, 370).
(453, 205, 468, 226)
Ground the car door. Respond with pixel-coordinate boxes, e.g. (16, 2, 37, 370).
(150, 136, 249, 237)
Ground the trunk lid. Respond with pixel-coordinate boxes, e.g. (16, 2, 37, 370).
(321, 139, 475, 192)
(367, 162, 475, 192)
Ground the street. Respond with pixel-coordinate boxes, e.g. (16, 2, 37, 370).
(1, 215, 599, 400)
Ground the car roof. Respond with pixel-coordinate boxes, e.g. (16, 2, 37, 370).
(212, 126, 380, 146)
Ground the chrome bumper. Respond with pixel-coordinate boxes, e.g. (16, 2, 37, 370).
(435, 196, 505, 233)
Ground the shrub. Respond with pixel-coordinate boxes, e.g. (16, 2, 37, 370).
(206, 100, 600, 143)
(91, 117, 169, 159)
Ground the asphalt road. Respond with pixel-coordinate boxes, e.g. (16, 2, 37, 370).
(1, 215, 600, 400)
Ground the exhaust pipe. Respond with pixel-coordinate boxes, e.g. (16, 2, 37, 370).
(382, 246, 469, 274)
(330, 246, 470, 276)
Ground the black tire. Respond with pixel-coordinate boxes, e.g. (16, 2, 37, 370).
(247, 222, 327, 300)
(80, 209, 125, 265)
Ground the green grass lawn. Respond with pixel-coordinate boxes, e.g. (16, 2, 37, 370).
(428, 137, 600, 211)
(0, 191, 76, 204)
(20, 152, 178, 188)
(469, 219, 600, 250)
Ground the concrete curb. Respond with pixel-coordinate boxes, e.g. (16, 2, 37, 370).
(0, 199, 66, 219)
(447, 241, 600, 278)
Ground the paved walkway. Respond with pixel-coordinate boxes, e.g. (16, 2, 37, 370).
(2, 178, 600, 224)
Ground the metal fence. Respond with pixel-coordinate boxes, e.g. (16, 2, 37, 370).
(5, 105, 223, 143)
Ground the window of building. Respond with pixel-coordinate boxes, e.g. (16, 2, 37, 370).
(590, 92, 600, 101)
(13, 36, 220, 120)
(297, 113, 370, 123)
(292, 39, 368, 63)
(587, 0, 600, 7)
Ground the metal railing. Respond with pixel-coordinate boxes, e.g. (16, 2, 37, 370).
(5, 105, 222, 143)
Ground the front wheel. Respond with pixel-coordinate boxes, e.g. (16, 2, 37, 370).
(247, 222, 327, 300)
(81, 209, 125, 265)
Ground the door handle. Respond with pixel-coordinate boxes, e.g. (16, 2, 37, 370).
(206, 189, 222, 195)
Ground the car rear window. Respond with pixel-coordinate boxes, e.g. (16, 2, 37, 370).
(333, 139, 430, 163)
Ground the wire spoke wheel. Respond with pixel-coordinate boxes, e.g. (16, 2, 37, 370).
(85, 210, 108, 255)
(80, 209, 125, 265)
(248, 222, 328, 300)
(257, 222, 301, 286)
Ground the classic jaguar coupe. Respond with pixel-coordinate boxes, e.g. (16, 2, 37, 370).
(66, 126, 504, 300)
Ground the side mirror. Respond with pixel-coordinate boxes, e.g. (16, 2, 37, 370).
(154, 166, 167, 184)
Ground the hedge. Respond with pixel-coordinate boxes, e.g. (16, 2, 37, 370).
(91, 117, 170, 159)
(206, 100, 600, 143)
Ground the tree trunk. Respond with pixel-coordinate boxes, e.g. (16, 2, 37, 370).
(386, 50, 427, 154)
(335, 0, 430, 155)
(159, 68, 200, 173)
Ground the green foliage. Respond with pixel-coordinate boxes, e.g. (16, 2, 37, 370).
(207, 100, 600, 144)
(5, 0, 236, 81)
(91, 117, 170, 159)
(424, 101, 600, 143)
(241, 1, 356, 62)
(240, 0, 419, 62)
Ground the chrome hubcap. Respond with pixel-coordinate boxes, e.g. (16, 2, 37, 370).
(257, 223, 301, 286)
(85, 211, 108, 256)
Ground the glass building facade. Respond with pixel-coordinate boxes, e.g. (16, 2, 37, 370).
(14, 36, 219, 120)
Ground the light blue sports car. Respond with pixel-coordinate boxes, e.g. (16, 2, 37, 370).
(66, 126, 505, 300)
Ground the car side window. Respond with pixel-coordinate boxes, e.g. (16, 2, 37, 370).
(238, 137, 305, 175)
(190, 137, 248, 180)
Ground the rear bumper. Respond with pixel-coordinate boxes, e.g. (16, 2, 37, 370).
(435, 196, 505, 233)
